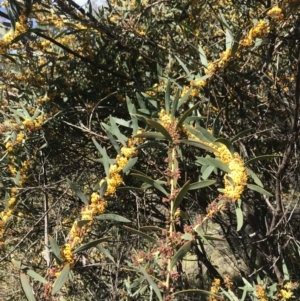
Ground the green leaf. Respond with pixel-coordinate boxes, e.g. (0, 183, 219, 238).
(140, 226, 165, 232)
(20, 272, 36, 301)
(231, 30, 242, 57)
(73, 237, 111, 254)
(212, 108, 224, 136)
(95, 214, 131, 223)
(173, 181, 190, 214)
(176, 101, 201, 129)
(236, 205, 243, 232)
(214, 138, 234, 154)
(96, 246, 115, 263)
(127, 96, 138, 134)
(182, 233, 193, 240)
(15, 170, 20, 186)
(199, 45, 208, 68)
(195, 125, 216, 142)
(25, 269, 48, 284)
(202, 165, 215, 180)
(245, 155, 282, 166)
(49, 236, 61, 263)
(51, 264, 70, 295)
(170, 241, 192, 269)
(188, 180, 216, 190)
(136, 265, 163, 301)
(184, 125, 213, 143)
(173, 289, 221, 299)
(67, 179, 88, 205)
(131, 173, 168, 196)
(202, 235, 225, 241)
(110, 115, 128, 145)
(165, 78, 170, 115)
(247, 184, 273, 197)
(99, 179, 107, 197)
(135, 141, 167, 150)
(179, 139, 217, 153)
(146, 119, 172, 141)
(246, 168, 263, 187)
(122, 157, 138, 174)
(92, 138, 110, 177)
(171, 89, 180, 118)
(230, 128, 253, 143)
(226, 28, 233, 49)
(178, 87, 192, 109)
(195, 157, 231, 173)
(102, 124, 120, 154)
(175, 55, 192, 78)
(134, 132, 166, 140)
(123, 226, 160, 245)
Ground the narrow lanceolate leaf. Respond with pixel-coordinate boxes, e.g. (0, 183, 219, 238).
(245, 155, 282, 166)
(123, 226, 160, 245)
(140, 226, 165, 232)
(95, 214, 131, 223)
(199, 45, 208, 68)
(77, 220, 92, 228)
(67, 178, 88, 205)
(172, 180, 190, 214)
(171, 89, 180, 118)
(136, 265, 163, 301)
(214, 138, 235, 155)
(230, 128, 253, 143)
(236, 206, 243, 232)
(20, 272, 36, 301)
(170, 241, 192, 269)
(165, 78, 170, 115)
(99, 179, 107, 197)
(92, 137, 110, 177)
(96, 246, 115, 263)
(49, 236, 61, 263)
(146, 119, 172, 141)
(134, 132, 166, 140)
(175, 55, 192, 78)
(173, 289, 222, 299)
(25, 269, 48, 284)
(188, 180, 216, 190)
(247, 184, 273, 197)
(51, 264, 70, 295)
(176, 101, 201, 129)
(202, 235, 226, 242)
(135, 141, 168, 150)
(122, 157, 138, 174)
(73, 237, 112, 254)
(126, 96, 138, 134)
(178, 87, 192, 109)
(195, 157, 231, 173)
(247, 168, 263, 187)
(179, 139, 217, 153)
(131, 173, 168, 196)
(212, 108, 224, 136)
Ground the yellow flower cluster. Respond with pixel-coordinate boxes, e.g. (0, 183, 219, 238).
(22, 115, 44, 131)
(240, 20, 270, 46)
(104, 133, 142, 196)
(208, 278, 221, 301)
(185, 127, 247, 201)
(61, 243, 75, 265)
(5, 132, 25, 153)
(158, 109, 172, 128)
(266, 6, 284, 20)
(278, 282, 294, 300)
(256, 284, 268, 301)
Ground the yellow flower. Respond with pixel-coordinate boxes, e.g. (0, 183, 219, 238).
(61, 243, 74, 264)
(8, 198, 16, 209)
(266, 6, 284, 20)
(116, 156, 128, 169)
(121, 146, 138, 158)
(5, 141, 13, 152)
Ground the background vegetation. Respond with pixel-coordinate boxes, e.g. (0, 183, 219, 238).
(0, 0, 300, 300)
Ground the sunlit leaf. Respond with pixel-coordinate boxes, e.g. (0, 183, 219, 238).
(131, 173, 168, 195)
(165, 78, 170, 115)
(245, 155, 282, 166)
(247, 184, 273, 196)
(122, 157, 138, 174)
(73, 237, 111, 254)
(96, 246, 115, 263)
(199, 45, 208, 68)
(247, 168, 263, 187)
(92, 138, 110, 177)
(95, 214, 131, 223)
(49, 236, 61, 263)
(134, 132, 166, 140)
(176, 101, 201, 129)
(51, 264, 70, 295)
(236, 202, 243, 231)
(67, 178, 88, 205)
(146, 119, 172, 141)
(173, 180, 190, 214)
(171, 89, 180, 118)
(214, 138, 234, 155)
(20, 272, 36, 301)
(195, 157, 231, 173)
(136, 265, 163, 301)
(170, 241, 192, 269)
(179, 139, 217, 152)
(188, 180, 216, 190)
